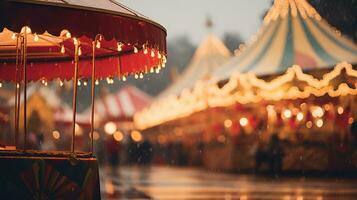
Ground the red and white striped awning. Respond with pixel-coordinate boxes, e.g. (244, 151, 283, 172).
(91, 85, 152, 121)
(54, 105, 91, 127)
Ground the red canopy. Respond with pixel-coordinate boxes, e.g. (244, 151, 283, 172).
(90, 85, 152, 122)
(0, 0, 167, 82)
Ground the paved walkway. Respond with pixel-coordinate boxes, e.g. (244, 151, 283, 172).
(100, 166, 357, 200)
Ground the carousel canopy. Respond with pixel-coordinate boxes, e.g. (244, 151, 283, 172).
(88, 85, 152, 122)
(0, 0, 167, 81)
(213, 0, 357, 79)
(158, 34, 231, 98)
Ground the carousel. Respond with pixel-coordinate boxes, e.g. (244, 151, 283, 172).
(135, 0, 357, 171)
(0, 0, 166, 199)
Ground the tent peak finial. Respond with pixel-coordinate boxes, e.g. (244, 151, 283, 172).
(264, 0, 321, 24)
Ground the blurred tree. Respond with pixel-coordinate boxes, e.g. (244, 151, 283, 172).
(222, 32, 244, 53)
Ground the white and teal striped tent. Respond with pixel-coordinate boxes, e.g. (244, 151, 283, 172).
(214, 0, 357, 79)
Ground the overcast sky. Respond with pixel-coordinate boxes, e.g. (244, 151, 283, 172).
(120, 0, 271, 44)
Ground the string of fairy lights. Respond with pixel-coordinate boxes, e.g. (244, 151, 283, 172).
(0, 27, 167, 88)
(134, 62, 357, 130)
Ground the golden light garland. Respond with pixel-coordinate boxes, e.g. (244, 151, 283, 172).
(134, 62, 357, 130)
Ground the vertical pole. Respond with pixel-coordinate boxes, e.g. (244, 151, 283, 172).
(15, 37, 23, 149)
(71, 41, 80, 153)
(22, 30, 28, 150)
(14, 36, 20, 147)
(90, 39, 97, 155)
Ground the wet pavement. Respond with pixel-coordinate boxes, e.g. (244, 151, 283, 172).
(100, 166, 357, 200)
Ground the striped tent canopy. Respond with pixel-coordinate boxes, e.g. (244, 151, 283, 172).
(90, 85, 152, 122)
(158, 34, 231, 98)
(214, 0, 357, 79)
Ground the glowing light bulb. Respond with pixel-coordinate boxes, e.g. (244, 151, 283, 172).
(316, 119, 323, 128)
(155, 68, 160, 74)
(135, 74, 139, 79)
(150, 68, 154, 73)
(139, 73, 144, 79)
(133, 46, 138, 53)
(34, 33, 39, 42)
(44, 81, 48, 86)
(312, 106, 324, 118)
(65, 31, 71, 38)
(240, 117, 248, 126)
(163, 55, 167, 63)
(151, 50, 155, 57)
(144, 48, 148, 54)
(59, 80, 64, 87)
(83, 81, 88, 86)
(122, 76, 126, 81)
(104, 122, 116, 135)
(73, 38, 78, 45)
(224, 119, 232, 128)
(60, 45, 65, 54)
(77, 80, 81, 86)
(283, 109, 292, 118)
(158, 52, 162, 59)
(95, 80, 99, 85)
(131, 130, 142, 142)
(0, 82, 2, 88)
(11, 33, 16, 40)
(117, 43, 123, 51)
(306, 121, 313, 128)
(16, 83, 20, 89)
(113, 131, 124, 142)
(52, 130, 60, 139)
(162, 63, 166, 68)
(296, 112, 304, 121)
(96, 41, 101, 49)
(337, 106, 344, 115)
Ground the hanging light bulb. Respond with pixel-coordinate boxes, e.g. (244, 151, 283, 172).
(151, 50, 155, 57)
(163, 55, 167, 63)
(106, 77, 110, 84)
(96, 41, 101, 49)
(158, 52, 162, 59)
(60, 45, 65, 54)
(95, 79, 99, 85)
(139, 73, 144, 79)
(0, 82, 2, 88)
(41, 79, 46, 84)
(73, 38, 78, 45)
(77, 80, 81, 86)
(134, 73, 139, 79)
(44, 81, 48, 86)
(65, 31, 71, 38)
(11, 33, 16, 40)
(78, 47, 82, 56)
(155, 68, 160, 74)
(143, 48, 148, 54)
(133, 46, 138, 53)
(117, 43, 123, 51)
(59, 80, 64, 87)
(122, 76, 126, 81)
(83, 80, 88, 86)
(34, 33, 39, 42)
(16, 83, 20, 89)
(162, 63, 166, 68)
(150, 68, 154, 73)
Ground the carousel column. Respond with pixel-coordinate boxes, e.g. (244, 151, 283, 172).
(14, 35, 21, 147)
(71, 39, 80, 154)
(90, 36, 100, 155)
(22, 29, 28, 150)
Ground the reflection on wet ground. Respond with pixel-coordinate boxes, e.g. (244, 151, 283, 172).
(100, 166, 357, 200)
